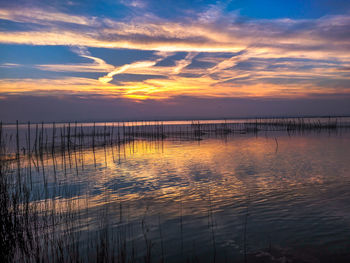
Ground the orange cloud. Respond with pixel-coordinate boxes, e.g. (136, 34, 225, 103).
(0, 7, 350, 102)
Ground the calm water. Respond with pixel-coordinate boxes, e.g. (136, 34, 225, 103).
(4, 126, 350, 262)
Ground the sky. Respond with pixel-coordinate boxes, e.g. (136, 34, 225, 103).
(0, 0, 350, 122)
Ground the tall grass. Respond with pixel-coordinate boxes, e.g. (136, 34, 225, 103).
(1, 126, 227, 262)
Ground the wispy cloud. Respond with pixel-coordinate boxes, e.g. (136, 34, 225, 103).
(120, 0, 147, 8)
(37, 46, 114, 73)
(173, 52, 198, 74)
(0, 5, 350, 102)
(0, 8, 94, 26)
(1, 6, 349, 58)
(0, 63, 20, 68)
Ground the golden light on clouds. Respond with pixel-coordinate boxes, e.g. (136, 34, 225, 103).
(0, 6, 350, 104)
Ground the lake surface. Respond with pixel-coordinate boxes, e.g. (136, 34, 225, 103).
(3, 121, 350, 262)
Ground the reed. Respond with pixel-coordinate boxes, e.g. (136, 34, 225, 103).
(1, 117, 349, 262)
(0, 117, 348, 162)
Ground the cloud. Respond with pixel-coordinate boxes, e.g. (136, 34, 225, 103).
(0, 63, 20, 68)
(120, 0, 146, 8)
(36, 46, 115, 73)
(98, 51, 174, 83)
(0, 8, 93, 26)
(98, 60, 160, 83)
(0, 5, 350, 105)
(0, 6, 349, 58)
(1, 70, 349, 102)
(173, 52, 198, 74)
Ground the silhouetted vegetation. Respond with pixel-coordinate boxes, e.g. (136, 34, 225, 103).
(1, 117, 350, 262)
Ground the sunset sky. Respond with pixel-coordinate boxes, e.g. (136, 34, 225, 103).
(1, 0, 350, 122)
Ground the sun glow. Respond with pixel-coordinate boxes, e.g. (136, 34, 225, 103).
(0, 5, 349, 109)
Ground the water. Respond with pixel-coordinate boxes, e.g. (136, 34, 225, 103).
(2, 116, 350, 154)
(2, 121, 350, 262)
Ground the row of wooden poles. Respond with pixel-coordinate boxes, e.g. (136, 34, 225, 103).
(0, 117, 346, 159)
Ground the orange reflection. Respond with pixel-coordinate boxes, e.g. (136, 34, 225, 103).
(13, 133, 349, 220)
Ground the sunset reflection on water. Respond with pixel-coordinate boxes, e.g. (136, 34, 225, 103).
(12, 131, 350, 262)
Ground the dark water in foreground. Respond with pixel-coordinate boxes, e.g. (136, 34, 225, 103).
(4, 128, 350, 262)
